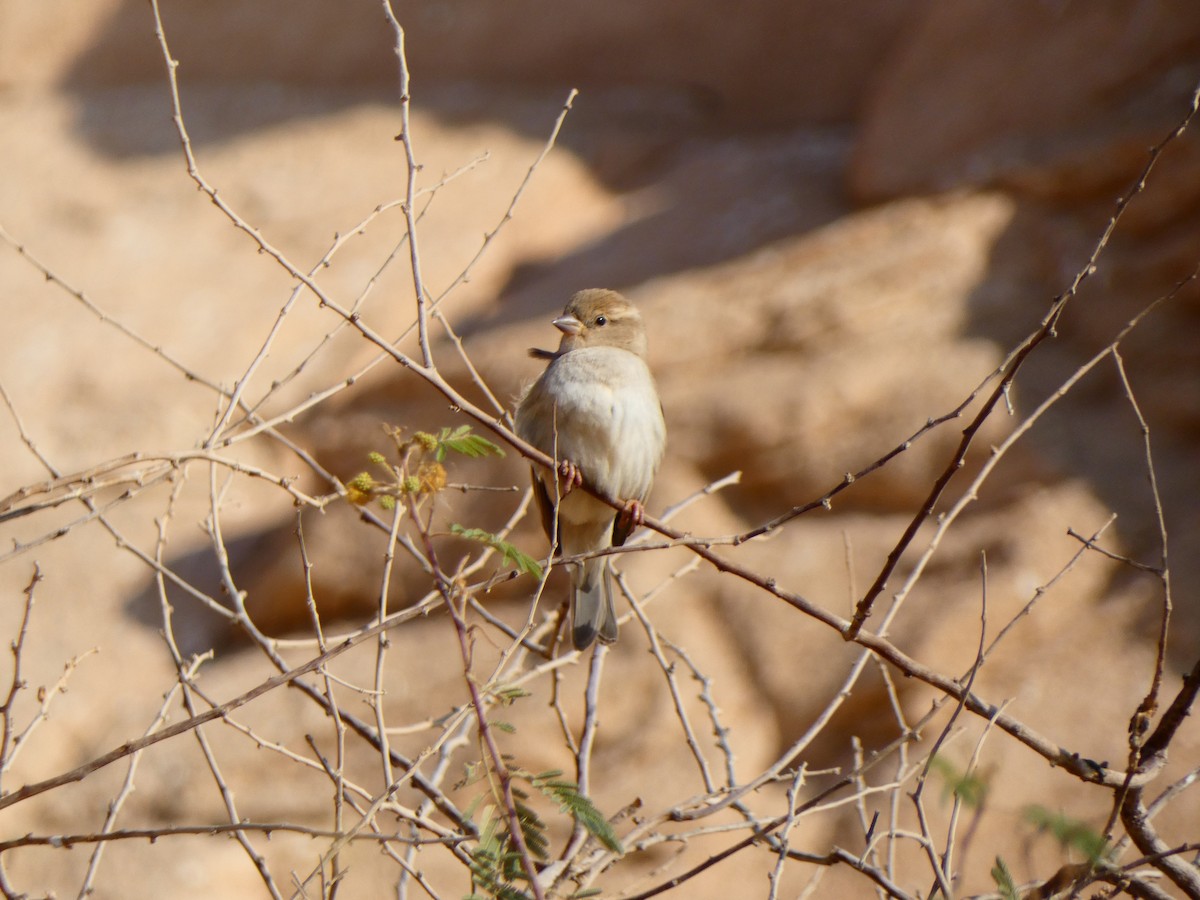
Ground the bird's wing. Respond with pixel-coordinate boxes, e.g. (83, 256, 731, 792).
(530, 467, 560, 550)
(611, 507, 635, 548)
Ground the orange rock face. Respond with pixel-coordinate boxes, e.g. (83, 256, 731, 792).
(1, 3, 1198, 897)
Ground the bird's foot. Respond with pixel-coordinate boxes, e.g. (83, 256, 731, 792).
(616, 498, 645, 534)
(557, 459, 583, 494)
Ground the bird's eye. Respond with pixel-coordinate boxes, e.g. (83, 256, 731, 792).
(594, 315, 607, 326)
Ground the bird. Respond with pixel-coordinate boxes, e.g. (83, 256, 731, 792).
(515, 289, 666, 650)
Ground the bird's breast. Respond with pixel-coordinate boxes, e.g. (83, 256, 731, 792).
(519, 347, 665, 502)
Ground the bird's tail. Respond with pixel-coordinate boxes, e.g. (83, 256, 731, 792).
(571, 556, 618, 650)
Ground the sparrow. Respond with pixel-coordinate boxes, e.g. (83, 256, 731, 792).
(515, 289, 666, 650)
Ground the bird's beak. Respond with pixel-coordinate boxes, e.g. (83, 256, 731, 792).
(552, 315, 583, 335)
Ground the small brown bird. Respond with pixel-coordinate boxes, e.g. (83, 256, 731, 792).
(515, 289, 666, 649)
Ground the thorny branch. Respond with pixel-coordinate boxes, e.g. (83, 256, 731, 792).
(0, 2, 1198, 896)
(845, 80, 1200, 639)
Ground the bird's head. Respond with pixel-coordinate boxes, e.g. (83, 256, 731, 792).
(549, 289, 648, 358)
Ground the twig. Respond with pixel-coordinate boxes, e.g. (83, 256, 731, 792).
(848, 739, 886, 900)
(0, 824, 466, 853)
(624, 577, 716, 793)
(294, 510, 349, 890)
(916, 551, 990, 898)
(433, 87, 580, 304)
(557, 643, 607, 877)
(1121, 787, 1200, 898)
(766, 766, 807, 900)
(373, 503, 407, 791)
(0, 450, 327, 523)
(662, 638, 738, 791)
(846, 79, 1200, 638)
(75, 655, 206, 897)
(1112, 350, 1172, 750)
(379, 9, 434, 369)
(1137, 652, 1200, 776)
(0, 614, 407, 812)
(0, 223, 223, 395)
(402, 489, 546, 900)
(0, 566, 42, 779)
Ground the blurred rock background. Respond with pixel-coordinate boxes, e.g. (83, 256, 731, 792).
(2, 1, 1199, 897)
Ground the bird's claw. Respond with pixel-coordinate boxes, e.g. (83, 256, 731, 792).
(617, 499, 645, 533)
(557, 459, 583, 494)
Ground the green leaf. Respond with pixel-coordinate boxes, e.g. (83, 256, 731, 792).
(466, 807, 537, 900)
(514, 798, 549, 861)
(1023, 805, 1108, 863)
(436, 425, 505, 462)
(535, 776, 623, 855)
(464, 769, 621, 899)
(490, 720, 517, 734)
(493, 685, 531, 706)
(451, 524, 543, 578)
(929, 754, 989, 808)
(458, 763, 487, 794)
(991, 856, 1019, 900)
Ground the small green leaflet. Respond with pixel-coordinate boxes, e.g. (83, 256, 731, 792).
(991, 856, 1018, 900)
(533, 772, 623, 855)
(451, 524, 543, 579)
(1023, 805, 1109, 863)
(463, 772, 622, 900)
(434, 425, 505, 462)
(929, 754, 988, 807)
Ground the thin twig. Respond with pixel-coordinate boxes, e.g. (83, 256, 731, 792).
(0, 824, 466, 853)
(0, 566, 43, 779)
(625, 577, 716, 793)
(0, 615, 407, 812)
(845, 80, 1200, 638)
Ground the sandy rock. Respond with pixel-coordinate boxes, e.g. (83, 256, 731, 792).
(645, 192, 1020, 512)
(0, 0, 122, 89)
(716, 477, 1200, 896)
(203, 190, 1026, 638)
(850, 0, 1200, 202)
(5, 2, 1200, 896)
(45, 0, 927, 127)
